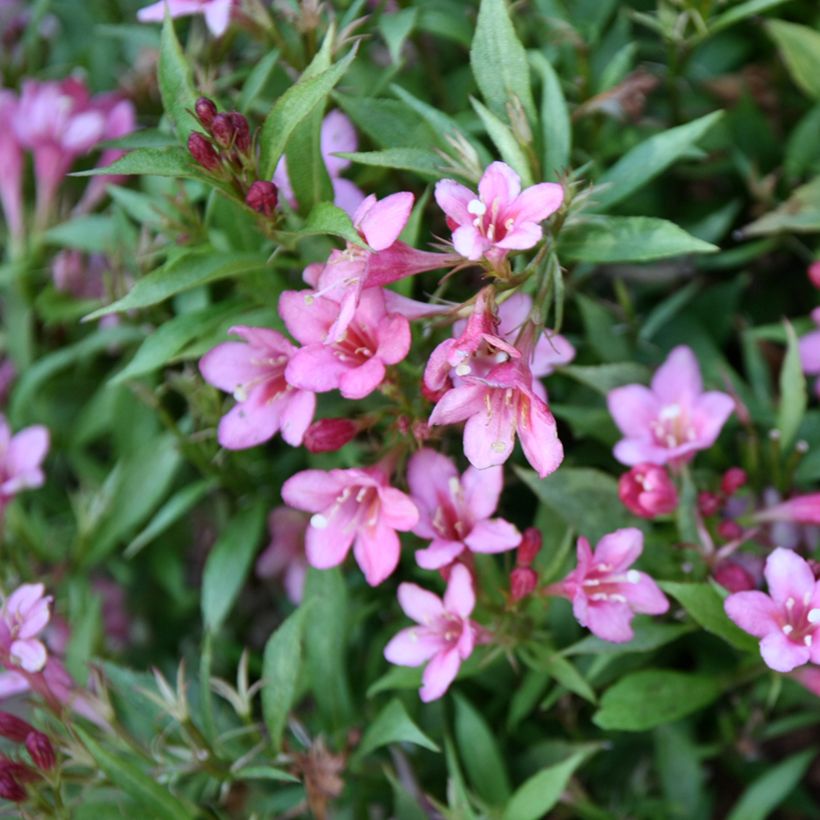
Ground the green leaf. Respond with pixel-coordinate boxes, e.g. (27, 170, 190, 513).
(708, 0, 793, 35)
(230, 766, 299, 783)
(654, 723, 706, 820)
(454, 694, 511, 805)
(201, 501, 267, 632)
(563, 363, 650, 395)
(503, 751, 589, 820)
(74, 727, 197, 820)
(45, 215, 119, 253)
(659, 582, 758, 652)
(726, 748, 816, 820)
(259, 48, 357, 180)
(379, 8, 418, 64)
(564, 619, 692, 656)
(767, 20, 820, 99)
(540, 653, 596, 702)
(159, 15, 199, 139)
(739, 176, 820, 236)
(297, 201, 368, 246)
(72, 146, 202, 179)
(594, 112, 723, 210)
(471, 0, 536, 124)
(777, 320, 807, 450)
(785, 104, 820, 183)
(559, 216, 718, 263)
(262, 606, 309, 752)
(471, 97, 533, 187)
(239, 48, 280, 111)
(84, 252, 267, 319)
(356, 698, 439, 758)
(530, 52, 570, 179)
(593, 670, 724, 731)
(338, 148, 445, 181)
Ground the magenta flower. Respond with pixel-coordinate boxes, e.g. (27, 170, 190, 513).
(256, 507, 309, 604)
(281, 464, 418, 586)
(800, 308, 820, 399)
(279, 287, 410, 400)
(607, 345, 735, 466)
(0, 416, 49, 507)
(0, 90, 23, 246)
(384, 564, 478, 702)
(552, 528, 669, 643)
(754, 494, 820, 526)
(435, 162, 563, 265)
(199, 325, 316, 450)
(618, 463, 678, 519)
(274, 110, 366, 217)
(407, 448, 521, 570)
(137, 0, 234, 36)
(428, 327, 563, 478)
(725, 548, 820, 672)
(0, 584, 51, 674)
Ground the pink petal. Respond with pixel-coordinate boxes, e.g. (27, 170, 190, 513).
(509, 182, 564, 223)
(278, 290, 336, 345)
(691, 392, 735, 447)
(415, 539, 465, 570)
(199, 341, 264, 393)
(216, 391, 283, 449)
(286, 345, 347, 393)
(760, 631, 811, 673)
(305, 512, 356, 570)
(651, 346, 703, 404)
(339, 357, 385, 400)
(583, 601, 635, 643)
(5, 583, 46, 616)
(593, 528, 643, 572)
(332, 178, 366, 217)
(408, 449, 459, 517)
(278, 390, 315, 447)
(429, 384, 487, 426)
(434, 179, 475, 225)
(764, 547, 817, 607)
(607, 385, 660, 439)
(465, 518, 521, 553)
(7, 426, 49, 479)
(203, 0, 233, 35)
(613, 439, 674, 467)
(420, 648, 461, 702)
(478, 162, 521, 207)
(518, 394, 563, 478)
(495, 221, 542, 251)
(452, 224, 487, 261)
(444, 564, 475, 617)
(384, 627, 442, 666)
(321, 110, 357, 176)
(463, 400, 515, 469)
(378, 487, 419, 531)
(10, 638, 47, 672)
(358, 192, 414, 251)
(622, 573, 669, 615)
(354, 519, 401, 585)
(531, 332, 575, 377)
(0, 671, 29, 699)
(375, 313, 411, 365)
(461, 464, 503, 520)
(397, 582, 445, 624)
(281, 469, 347, 512)
(799, 331, 820, 375)
(724, 590, 782, 637)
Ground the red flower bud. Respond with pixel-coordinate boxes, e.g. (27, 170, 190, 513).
(516, 527, 542, 566)
(210, 113, 235, 148)
(618, 463, 678, 519)
(717, 520, 743, 541)
(187, 132, 220, 171)
(25, 732, 55, 772)
(0, 772, 25, 802)
(0, 757, 38, 784)
(245, 180, 279, 217)
(228, 112, 251, 153)
(510, 567, 538, 601)
(195, 96, 217, 129)
(713, 560, 755, 593)
(304, 418, 358, 453)
(0, 712, 34, 743)
(698, 491, 722, 517)
(721, 467, 747, 496)
(809, 260, 820, 290)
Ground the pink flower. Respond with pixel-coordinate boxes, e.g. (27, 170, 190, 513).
(808, 261, 820, 289)
(428, 326, 563, 478)
(51, 250, 108, 300)
(552, 528, 669, 643)
(0, 416, 49, 507)
(0, 584, 51, 674)
(435, 162, 563, 265)
(281, 464, 418, 586)
(384, 564, 478, 702)
(799, 308, 820, 399)
(407, 448, 521, 570)
(754, 494, 820, 526)
(0, 90, 23, 245)
(618, 463, 678, 518)
(137, 0, 234, 36)
(725, 548, 820, 672)
(280, 287, 410, 400)
(256, 507, 309, 604)
(607, 345, 735, 466)
(274, 110, 366, 217)
(199, 326, 316, 450)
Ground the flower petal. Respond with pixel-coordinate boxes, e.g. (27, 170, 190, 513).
(764, 547, 817, 607)
(464, 518, 521, 553)
(384, 627, 442, 666)
(724, 590, 782, 637)
(651, 346, 703, 403)
(444, 564, 475, 617)
(420, 648, 461, 702)
(281, 469, 346, 512)
(358, 191, 414, 251)
(759, 631, 810, 673)
(593, 527, 643, 571)
(434, 179, 475, 225)
(461, 464, 503, 520)
(354, 519, 401, 585)
(478, 162, 521, 207)
(397, 582, 444, 624)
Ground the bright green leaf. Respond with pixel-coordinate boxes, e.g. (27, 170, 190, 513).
(503, 751, 589, 820)
(471, 97, 533, 187)
(767, 20, 820, 99)
(159, 15, 199, 139)
(356, 698, 439, 758)
(530, 52, 571, 179)
(777, 320, 807, 450)
(72, 146, 202, 179)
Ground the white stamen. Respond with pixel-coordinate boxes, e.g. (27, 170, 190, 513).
(310, 514, 328, 529)
(806, 635, 813, 647)
(626, 570, 641, 584)
(783, 624, 794, 635)
(786, 597, 795, 610)
(491, 440, 507, 453)
(659, 404, 681, 421)
(455, 363, 471, 376)
(808, 608, 820, 624)
(233, 384, 248, 402)
(467, 199, 486, 216)
(448, 477, 461, 498)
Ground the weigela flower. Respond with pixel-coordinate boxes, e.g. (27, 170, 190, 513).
(0, 584, 51, 674)
(618, 463, 678, 518)
(755, 494, 820, 526)
(553, 528, 669, 642)
(607, 345, 734, 466)
(725, 548, 820, 672)
(435, 161, 563, 265)
(256, 507, 309, 604)
(0, 416, 49, 507)
(281, 464, 418, 586)
(384, 564, 478, 702)
(137, 0, 234, 37)
(199, 325, 316, 450)
(0, 90, 23, 243)
(799, 308, 820, 399)
(407, 448, 521, 570)
(280, 287, 410, 400)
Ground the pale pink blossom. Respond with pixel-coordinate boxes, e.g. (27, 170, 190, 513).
(725, 548, 820, 672)
(0, 416, 49, 507)
(281, 464, 418, 586)
(384, 564, 478, 702)
(0, 90, 23, 245)
(256, 507, 309, 604)
(435, 162, 563, 266)
(428, 326, 563, 478)
(137, 0, 234, 36)
(551, 528, 669, 643)
(0, 584, 51, 675)
(799, 308, 820, 399)
(618, 463, 678, 518)
(607, 345, 735, 466)
(199, 326, 315, 450)
(280, 286, 410, 400)
(274, 110, 366, 217)
(407, 449, 521, 570)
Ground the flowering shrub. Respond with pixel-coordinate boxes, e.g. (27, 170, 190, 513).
(2, 0, 820, 815)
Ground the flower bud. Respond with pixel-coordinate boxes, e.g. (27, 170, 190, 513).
(809, 261, 820, 290)
(228, 112, 251, 153)
(755, 493, 820, 526)
(0, 772, 25, 802)
(25, 732, 55, 771)
(717, 520, 743, 541)
(0, 712, 34, 743)
(698, 491, 722, 517)
(618, 464, 678, 519)
(509, 567, 538, 602)
(245, 181, 279, 217)
(713, 560, 756, 593)
(303, 418, 358, 453)
(195, 96, 217, 129)
(721, 467, 747, 496)
(210, 113, 236, 149)
(187, 132, 220, 171)
(0, 758, 38, 784)
(516, 527, 542, 567)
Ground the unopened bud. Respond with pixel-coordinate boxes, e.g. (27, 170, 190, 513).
(245, 181, 279, 217)
(0, 772, 25, 802)
(721, 467, 747, 496)
(0, 712, 34, 743)
(698, 491, 722, 517)
(210, 113, 235, 149)
(510, 567, 538, 601)
(809, 260, 820, 289)
(195, 96, 217, 129)
(517, 528, 542, 566)
(0, 758, 38, 784)
(713, 560, 755, 593)
(228, 112, 251, 153)
(717, 520, 743, 541)
(187, 132, 220, 171)
(25, 732, 55, 771)
(304, 418, 357, 453)
(619, 463, 678, 518)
